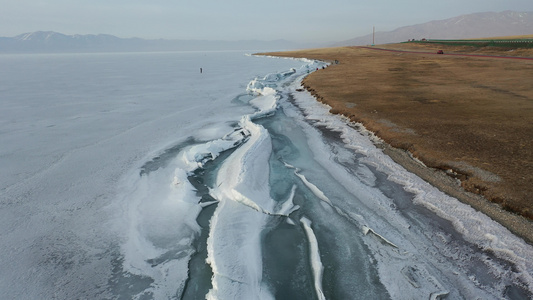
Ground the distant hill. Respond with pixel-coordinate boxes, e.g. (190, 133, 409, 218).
(336, 11, 533, 46)
(0, 31, 306, 53)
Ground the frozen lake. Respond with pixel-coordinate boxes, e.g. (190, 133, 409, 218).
(0, 51, 531, 299)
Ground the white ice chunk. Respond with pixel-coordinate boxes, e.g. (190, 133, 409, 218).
(210, 115, 278, 214)
(277, 185, 300, 216)
(301, 217, 326, 300)
(177, 128, 249, 174)
(248, 87, 279, 120)
(206, 198, 273, 300)
(121, 165, 201, 299)
(280, 160, 333, 206)
(362, 225, 398, 248)
(294, 170, 332, 205)
(206, 116, 278, 299)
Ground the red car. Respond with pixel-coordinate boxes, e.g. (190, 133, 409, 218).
(437, 50, 444, 54)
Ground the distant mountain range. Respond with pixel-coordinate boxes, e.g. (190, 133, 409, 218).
(336, 11, 533, 46)
(0, 31, 306, 53)
(1, 11, 531, 53)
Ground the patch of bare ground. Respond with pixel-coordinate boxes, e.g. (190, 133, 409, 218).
(261, 45, 533, 243)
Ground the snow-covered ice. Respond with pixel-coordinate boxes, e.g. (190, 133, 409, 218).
(1, 51, 532, 299)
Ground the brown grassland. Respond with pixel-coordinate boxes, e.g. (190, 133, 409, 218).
(472, 34, 533, 39)
(262, 42, 533, 243)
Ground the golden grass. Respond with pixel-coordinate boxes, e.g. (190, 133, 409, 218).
(378, 42, 533, 58)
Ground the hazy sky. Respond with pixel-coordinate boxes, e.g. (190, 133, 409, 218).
(1, 0, 531, 42)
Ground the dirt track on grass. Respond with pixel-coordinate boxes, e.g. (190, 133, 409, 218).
(261, 43, 533, 242)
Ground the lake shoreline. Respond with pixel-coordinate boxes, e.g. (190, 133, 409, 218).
(261, 44, 533, 245)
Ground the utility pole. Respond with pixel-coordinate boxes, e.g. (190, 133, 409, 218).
(372, 26, 375, 46)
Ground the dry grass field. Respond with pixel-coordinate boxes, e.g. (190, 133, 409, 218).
(378, 41, 533, 57)
(472, 34, 533, 39)
(262, 43, 533, 241)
